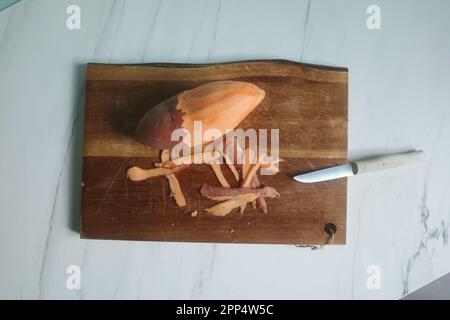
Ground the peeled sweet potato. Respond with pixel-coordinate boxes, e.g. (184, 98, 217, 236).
(135, 81, 265, 149)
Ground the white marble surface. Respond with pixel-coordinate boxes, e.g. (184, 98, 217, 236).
(1, 0, 449, 299)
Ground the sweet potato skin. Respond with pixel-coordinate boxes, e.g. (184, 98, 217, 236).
(135, 95, 184, 149)
(200, 184, 279, 200)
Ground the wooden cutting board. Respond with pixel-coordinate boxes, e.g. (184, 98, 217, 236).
(81, 60, 348, 245)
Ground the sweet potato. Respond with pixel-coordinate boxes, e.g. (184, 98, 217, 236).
(135, 81, 265, 150)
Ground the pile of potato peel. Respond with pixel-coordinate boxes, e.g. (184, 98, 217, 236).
(127, 148, 280, 216)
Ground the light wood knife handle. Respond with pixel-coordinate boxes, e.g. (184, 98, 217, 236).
(353, 150, 425, 175)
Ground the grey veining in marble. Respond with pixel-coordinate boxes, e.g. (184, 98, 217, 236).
(1, 0, 449, 299)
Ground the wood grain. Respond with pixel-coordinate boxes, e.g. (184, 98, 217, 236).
(81, 60, 348, 245)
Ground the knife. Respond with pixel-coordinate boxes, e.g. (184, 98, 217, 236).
(293, 150, 425, 183)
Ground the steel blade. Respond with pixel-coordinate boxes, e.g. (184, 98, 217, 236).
(293, 163, 354, 183)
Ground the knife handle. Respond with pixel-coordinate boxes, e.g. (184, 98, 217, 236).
(352, 150, 425, 174)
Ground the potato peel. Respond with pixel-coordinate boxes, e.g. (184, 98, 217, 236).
(201, 184, 279, 200)
(166, 174, 186, 207)
(127, 166, 186, 181)
(242, 163, 261, 188)
(206, 194, 259, 216)
(210, 163, 230, 188)
(161, 149, 186, 207)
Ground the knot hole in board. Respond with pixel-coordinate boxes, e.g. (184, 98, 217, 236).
(323, 223, 336, 245)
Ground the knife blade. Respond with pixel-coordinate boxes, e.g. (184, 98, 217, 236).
(293, 150, 425, 183)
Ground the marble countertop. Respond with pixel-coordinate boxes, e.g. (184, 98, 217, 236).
(1, 0, 449, 299)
